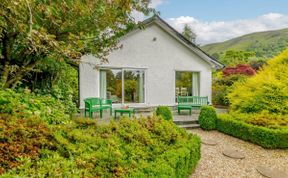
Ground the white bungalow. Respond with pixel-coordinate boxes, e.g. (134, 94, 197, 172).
(79, 16, 223, 109)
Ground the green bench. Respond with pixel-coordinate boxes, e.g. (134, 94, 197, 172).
(84, 98, 112, 118)
(177, 96, 209, 115)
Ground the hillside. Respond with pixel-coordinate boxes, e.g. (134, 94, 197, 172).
(202, 28, 288, 59)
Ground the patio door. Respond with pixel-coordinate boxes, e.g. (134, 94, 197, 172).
(100, 68, 145, 104)
(175, 71, 200, 100)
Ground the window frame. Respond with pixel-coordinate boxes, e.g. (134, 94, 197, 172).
(99, 67, 147, 105)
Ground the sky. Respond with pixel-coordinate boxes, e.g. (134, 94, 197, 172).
(134, 0, 288, 45)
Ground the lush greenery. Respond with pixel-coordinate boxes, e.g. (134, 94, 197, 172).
(0, 1, 204, 177)
(226, 111, 288, 130)
(202, 28, 288, 62)
(213, 49, 288, 148)
(156, 106, 173, 121)
(0, 114, 53, 174)
(0, 89, 72, 124)
(217, 114, 288, 149)
(0, 0, 152, 88)
(212, 73, 248, 106)
(198, 106, 217, 130)
(228, 49, 288, 115)
(1, 116, 201, 177)
(29, 59, 79, 111)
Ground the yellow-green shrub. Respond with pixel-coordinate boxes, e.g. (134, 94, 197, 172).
(228, 49, 288, 115)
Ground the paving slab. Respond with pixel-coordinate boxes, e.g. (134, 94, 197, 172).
(201, 139, 218, 146)
(256, 166, 288, 178)
(223, 148, 245, 159)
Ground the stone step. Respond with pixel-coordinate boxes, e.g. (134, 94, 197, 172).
(178, 124, 200, 129)
(173, 119, 198, 125)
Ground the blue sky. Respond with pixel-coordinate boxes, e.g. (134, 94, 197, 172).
(141, 0, 288, 44)
(156, 0, 288, 21)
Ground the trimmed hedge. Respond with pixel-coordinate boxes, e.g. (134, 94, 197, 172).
(199, 106, 217, 130)
(156, 106, 173, 121)
(130, 137, 201, 177)
(217, 114, 288, 149)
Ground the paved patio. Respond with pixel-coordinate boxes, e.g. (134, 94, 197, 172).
(77, 109, 200, 123)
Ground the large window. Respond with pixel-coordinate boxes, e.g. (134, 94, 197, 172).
(100, 69, 145, 104)
(100, 69, 122, 103)
(175, 71, 200, 99)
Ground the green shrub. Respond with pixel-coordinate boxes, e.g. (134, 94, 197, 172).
(199, 106, 217, 130)
(3, 116, 201, 177)
(229, 111, 288, 130)
(0, 114, 53, 174)
(156, 106, 173, 121)
(228, 49, 288, 115)
(32, 58, 78, 115)
(212, 73, 248, 106)
(0, 89, 71, 124)
(217, 114, 288, 148)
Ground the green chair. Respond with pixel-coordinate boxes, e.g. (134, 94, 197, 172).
(84, 98, 112, 118)
(101, 99, 113, 116)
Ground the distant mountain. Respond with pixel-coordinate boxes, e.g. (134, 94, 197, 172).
(202, 28, 288, 59)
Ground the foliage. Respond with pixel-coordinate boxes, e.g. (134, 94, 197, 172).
(212, 73, 247, 106)
(249, 59, 267, 70)
(220, 50, 256, 66)
(222, 64, 256, 76)
(0, 89, 71, 124)
(31, 58, 78, 113)
(228, 49, 288, 115)
(217, 114, 288, 149)
(0, 114, 53, 174)
(199, 106, 217, 130)
(0, 0, 153, 88)
(3, 116, 201, 177)
(182, 24, 196, 43)
(156, 106, 173, 121)
(202, 28, 288, 61)
(229, 111, 288, 130)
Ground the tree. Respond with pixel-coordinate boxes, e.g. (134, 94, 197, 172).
(182, 24, 196, 43)
(221, 50, 256, 66)
(0, 0, 152, 88)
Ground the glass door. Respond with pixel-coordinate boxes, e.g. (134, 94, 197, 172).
(100, 68, 145, 104)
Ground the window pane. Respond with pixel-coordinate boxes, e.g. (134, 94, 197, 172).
(100, 69, 122, 103)
(176, 71, 200, 100)
(176, 71, 193, 97)
(124, 70, 145, 103)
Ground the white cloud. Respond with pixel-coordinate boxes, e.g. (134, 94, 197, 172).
(167, 13, 288, 45)
(132, 0, 166, 22)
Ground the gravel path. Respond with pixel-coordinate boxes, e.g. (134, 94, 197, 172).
(189, 129, 288, 178)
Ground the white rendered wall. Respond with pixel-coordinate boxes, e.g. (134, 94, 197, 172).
(79, 23, 212, 108)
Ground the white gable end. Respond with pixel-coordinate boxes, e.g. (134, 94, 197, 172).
(80, 22, 213, 108)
